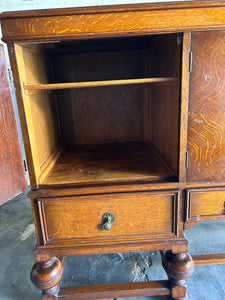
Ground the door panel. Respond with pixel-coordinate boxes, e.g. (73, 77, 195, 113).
(0, 45, 27, 205)
(187, 31, 225, 182)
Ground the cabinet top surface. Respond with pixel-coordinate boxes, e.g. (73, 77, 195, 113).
(0, 1, 225, 19)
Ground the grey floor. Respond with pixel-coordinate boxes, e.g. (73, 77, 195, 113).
(0, 190, 225, 300)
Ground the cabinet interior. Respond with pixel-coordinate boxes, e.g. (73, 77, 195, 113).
(14, 34, 181, 187)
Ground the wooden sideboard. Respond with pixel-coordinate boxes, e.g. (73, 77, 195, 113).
(1, 1, 225, 299)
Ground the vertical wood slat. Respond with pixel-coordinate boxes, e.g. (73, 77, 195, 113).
(179, 32, 192, 182)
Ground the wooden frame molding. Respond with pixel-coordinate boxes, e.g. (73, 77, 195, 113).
(2, 1, 225, 42)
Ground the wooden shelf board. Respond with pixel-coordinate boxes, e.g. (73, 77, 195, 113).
(24, 77, 177, 92)
(41, 142, 176, 186)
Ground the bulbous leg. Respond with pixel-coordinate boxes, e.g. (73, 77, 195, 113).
(30, 257, 63, 299)
(162, 251, 194, 300)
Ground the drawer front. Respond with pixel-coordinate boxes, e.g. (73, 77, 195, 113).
(187, 188, 225, 222)
(38, 191, 178, 244)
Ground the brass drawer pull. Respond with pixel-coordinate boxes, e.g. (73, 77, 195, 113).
(102, 212, 115, 231)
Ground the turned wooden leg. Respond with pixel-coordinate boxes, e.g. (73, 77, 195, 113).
(162, 251, 194, 300)
(30, 257, 64, 299)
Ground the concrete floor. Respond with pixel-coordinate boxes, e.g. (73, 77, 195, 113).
(0, 190, 225, 300)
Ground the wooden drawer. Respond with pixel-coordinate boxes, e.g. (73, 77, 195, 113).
(38, 191, 178, 246)
(186, 188, 225, 227)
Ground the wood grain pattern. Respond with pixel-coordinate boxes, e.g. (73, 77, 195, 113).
(0, 45, 27, 205)
(188, 31, 225, 182)
(41, 142, 176, 186)
(2, 3, 225, 42)
(59, 281, 170, 299)
(38, 191, 177, 244)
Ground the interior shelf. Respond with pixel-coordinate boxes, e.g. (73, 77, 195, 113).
(23, 77, 177, 92)
(41, 142, 176, 186)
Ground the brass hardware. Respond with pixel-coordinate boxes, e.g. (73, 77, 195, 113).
(189, 51, 193, 73)
(102, 212, 115, 231)
(185, 151, 189, 168)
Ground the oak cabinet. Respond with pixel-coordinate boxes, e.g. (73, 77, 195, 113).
(1, 1, 225, 299)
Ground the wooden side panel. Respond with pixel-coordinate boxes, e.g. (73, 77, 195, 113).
(29, 94, 60, 169)
(0, 45, 27, 205)
(54, 50, 147, 145)
(14, 44, 60, 182)
(187, 31, 225, 182)
(150, 34, 181, 173)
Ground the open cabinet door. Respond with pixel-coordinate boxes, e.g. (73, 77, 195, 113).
(0, 44, 27, 205)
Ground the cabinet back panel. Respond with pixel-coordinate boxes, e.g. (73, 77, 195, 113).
(54, 49, 148, 145)
(57, 85, 145, 145)
(15, 44, 60, 180)
(54, 50, 147, 82)
(188, 31, 225, 182)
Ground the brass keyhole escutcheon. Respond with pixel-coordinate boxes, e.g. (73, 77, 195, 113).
(102, 212, 115, 231)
